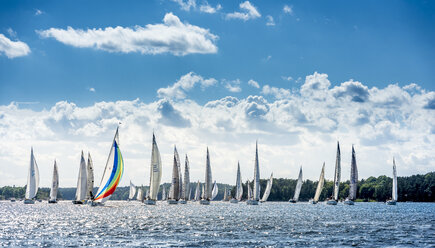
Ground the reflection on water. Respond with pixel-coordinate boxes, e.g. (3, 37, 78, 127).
(0, 201, 434, 247)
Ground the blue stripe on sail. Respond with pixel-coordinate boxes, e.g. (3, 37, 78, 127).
(95, 141, 119, 199)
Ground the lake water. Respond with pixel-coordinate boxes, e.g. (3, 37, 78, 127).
(0, 201, 434, 247)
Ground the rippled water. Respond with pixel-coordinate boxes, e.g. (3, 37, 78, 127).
(0, 201, 434, 247)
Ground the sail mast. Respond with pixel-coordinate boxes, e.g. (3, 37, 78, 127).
(348, 145, 358, 201)
(333, 142, 341, 201)
(313, 163, 325, 202)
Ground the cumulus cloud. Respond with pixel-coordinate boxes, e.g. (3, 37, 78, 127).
(226, 1, 261, 21)
(261, 85, 291, 99)
(224, 79, 242, 92)
(199, 2, 222, 13)
(157, 72, 217, 99)
(0, 33, 31, 58)
(171, 0, 196, 11)
(331, 80, 369, 102)
(283, 5, 293, 15)
(266, 15, 275, 26)
(248, 79, 260, 88)
(37, 13, 218, 56)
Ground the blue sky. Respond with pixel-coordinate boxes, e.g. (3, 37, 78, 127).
(0, 1, 434, 187)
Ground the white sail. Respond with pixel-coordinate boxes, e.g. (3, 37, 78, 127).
(136, 188, 143, 201)
(204, 148, 213, 200)
(161, 186, 167, 200)
(86, 153, 94, 200)
(313, 163, 325, 202)
(348, 145, 358, 201)
(392, 158, 398, 201)
(261, 173, 273, 202)
(223, 187, 227, 201)
(149, 133, 162, 200)
(253, 141, 260, 201)
(292, 166, 303, 202)
(189, 188, 192, 200)
(183, 155, 190, 201)
(201, 184, 205, 199)
(236, 162, 243, 201)
(145, 189, 149, 199)
(129, 181, 137, 200)
(25, 147, 39, 200)
(247, 182, 253, 200)
(75, 151, 88, 201)
(194, 181, 200, 201)
(211, 181, 218, 200)
(333, 142, 341, 201)
(49, 160, 59, 201)
(169, 146, 181, 200)
(175, 147, 183, 200)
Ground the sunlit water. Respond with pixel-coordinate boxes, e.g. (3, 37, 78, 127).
(0, 201, 434, 247)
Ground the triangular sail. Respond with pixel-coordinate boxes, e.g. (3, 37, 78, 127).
(94, 128, 124, 203)
(236, 162, 243, 201)
(247, 182, 253, 200)
(223, 188, 227, 201)
(25, 147, 39, 199)
(392, 158, 398, 201)
(75, 151, 88, 201)
(175, 147, 183, 200)
(211, 181, 218, 200)
(169, 146, 180, 200)
(194, 181, 200, 201)
(253, 141, 260, 201)
(205, 148, 212, 200)
(292, 167, 303, 202)
(261, 173, 273, 202)
(86, 153, 94, 200)
(149, 133, 162, 201)
(201, 184, 205, 199)
(161, 186, 166, 200)
(129, 181, 137, 200)
(49, 160, 59, 201)
(136, 188, 143, 201)
(183, 155, 190, 201)
(333, 142, 341, 201)
(348, 146, 358, 200)
(313, 163, 325, 202)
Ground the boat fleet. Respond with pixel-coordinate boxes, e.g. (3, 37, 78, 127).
(21, 128, 399, 206)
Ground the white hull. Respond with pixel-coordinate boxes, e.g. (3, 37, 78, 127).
(230, 199, 238, 204)
(24, 199, 35, 204)
(386, 200, 397, 205)
(167, 199, 178, 204)
(246, 200, 259, 205)
(199, 199, 210, 205)
(144, 199, 156, 205)
(326, 200, 337, 205)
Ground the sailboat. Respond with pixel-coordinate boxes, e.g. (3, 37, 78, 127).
(48, 160, 59, 203)
(247, 141, 260, 205)
(289, 167, 303, 203)
(194, 181, 200, 201)
(73, 151, 87, 204)
(387, 158, 398, 205)
(137, 187, 143, 201)
(200, 148, 212, 205)
(201, 184, 205, 200)
(128, 181, 137, 201)
(86, 153, 94, 202)
(230, 162, 243, 203)
(260, 173, 273, 203)
(91, 127, 124, 206)
(310, 163, 325, 204)
(211, 181, 218, 200)
(327, 142, 341, 205)
(247, 181, 253, 201)
(344, 145, 358, 205)
(24, 147, 39, 204)
(179, 155, 190, 204)
(168, 146, 181, 204)
(223, 187, 228, 201)
(144, 133, 163, 205)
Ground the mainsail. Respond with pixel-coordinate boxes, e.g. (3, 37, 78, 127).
(194, 181, 200, 201)
(313, 163, 325, 202)
(148, 133, 162, 201)
(49, 160, 59, 202)
(261, 173, 273, 202)
(182, 155, 190, 201)
(129, 181, 137, 200)
(201, 184, 205, 199)
(253, 141, 260, 201)
(348, 145, 358, 201)
(93, 127, 124, 203)
(236, 162, 243, 201)
(86, 153, 94, 200)
(175, 147, 183, 199)
(161, 186, 167, 200)
(211, 181, 218, 200)
(169, 146, 181, 200)
(247, 182, 253, 200)
(25, 147, 39, 200)
(292, 167, 303, 202)
(333, 142, 341, 201)
(392, 158, 398, 201)
(136, 187, 143, 201)
(75, 151, 88, 201)
(204, 148, 213, 200)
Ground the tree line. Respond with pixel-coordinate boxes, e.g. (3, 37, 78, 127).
(1, 172, 434, 202)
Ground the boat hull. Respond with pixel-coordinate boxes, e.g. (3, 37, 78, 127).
(246, 200, 259, 205)
(48, 200, 57, 204)
(10, 199, 16, 202)
(230, 199, 238, 204)
(344, 199, 354, 205)
(72, 200, 84, 204)
(289, 199, 297, 203)
(23, 199, 35, 204)
(179, 200, 187, 204)
(309, 199, 317, 204)
(167, 199, 178, 204)
(386, 200, 397, 205)
(199, 200, 210, 205)
(144, 199, 156, 205)
(326, 200, 337, 205)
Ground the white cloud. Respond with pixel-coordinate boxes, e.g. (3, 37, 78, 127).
(224, 79, 242, 92)
(226, 1, 261, 21)
(171, 0, 196, 11)
(37, 13, 218, 56)
(35, 9, 43, 16)
(261, 85, 291, 99)
(281, 76, 293, 81)
(7, 28, 17, 38)
(199, 2, 222, 14)
(266, 15, 275, 26)
(248, 79, 260, 88)
(157, 72, 217, 99)
(0, 33, 31, 58)
(89, 88, 96, 92)
(283, 5, 293, 15)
